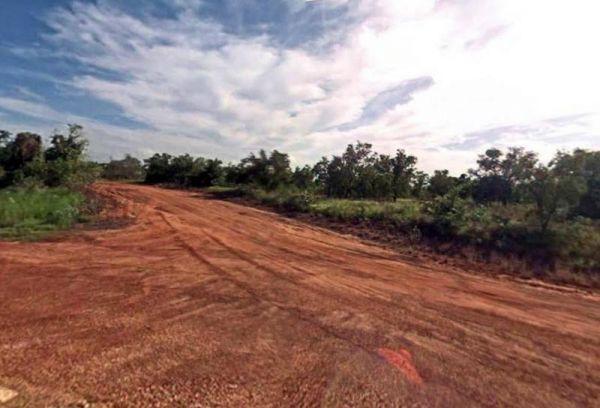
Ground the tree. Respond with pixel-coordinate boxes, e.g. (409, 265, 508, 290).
(0, 130, 11, 147)
(0, 130, 11, 182)
(312, 142, 418, 200)
(267, 150, 292, 189)
(551, 149, 600, 219)
(239, 150, 270, 186)
(412, 171, 429, 198)
(428, 170, 456, 197)
(471, 175, 512, 203)
(0, 125, 97, 188)
(6, 132, 43, 170)
(318, 142, 378, 199)
(44, 125, 97, 187)
(292, 165, 314, 189)
(170, 154, 195, 185)
(391, 149, 417, 200)
(103, 155, 144, 180)
(235, 149, 292, 190)
(527, 160, 587, 233)
(312, 157, 329, 188)
(45, 124, 88, 162)
(224, 162, 245, 185)
(577, 151, 600, 219)
(187, 158, 223, 187)
(470, 147, 537, 203)
(144, 153, 173, 184)
(503, 147, 538, 184)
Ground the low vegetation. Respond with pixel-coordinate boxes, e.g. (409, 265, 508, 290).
(132, 142, 598, 285)
(0, 188, 84, 239)
(3, 122, 598, 284)
(0, 125, 99, 239)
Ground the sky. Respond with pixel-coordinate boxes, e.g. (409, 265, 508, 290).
(0, 0, 599, 173)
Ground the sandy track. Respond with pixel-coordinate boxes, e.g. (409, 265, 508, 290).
(1, 182, 599, 407)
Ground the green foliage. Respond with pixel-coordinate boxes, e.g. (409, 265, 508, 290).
(185, 141, 599, 272)
(470, 147, 538, 203)
(551, 149, 600, 219)
(556, 218, 600, 269)
(245, 186, 315, 212)
(314, 142, 418, 200)
(527, 162, 587, 233)
(311, 198, 421, 223)
(227, 149, 292, 190)
(144, 153, 173, 184)
(292, 165, 314, 189)
(427, 169, 458, 197)
(1, 124, 592, 272)
(0, 188, 84, 239)
(240, 184, 599, 272)
(45, 124, 88, 162)
(45, 159, 101, 188)
(103, 155, 144, 181)
(1, 132, 43, 181)
(0, 125, 97, 189)
(423, 189, 472, 236)
(143, 153, 223, 187)
(187, 158, 224, 187)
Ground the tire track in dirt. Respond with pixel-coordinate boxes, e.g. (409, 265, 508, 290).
(156, 210, 404, 370)
(1, 182, 599, 407)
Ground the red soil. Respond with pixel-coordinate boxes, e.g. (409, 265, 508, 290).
(0, 182, 599, 406)
(377, 348, 423, 386)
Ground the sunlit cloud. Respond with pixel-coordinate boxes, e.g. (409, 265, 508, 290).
(0, 0, 598, 172)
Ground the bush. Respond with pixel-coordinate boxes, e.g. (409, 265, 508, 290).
(423, 190, 472, 237)
(43, 159, 101, 188)
(242, 187, 315, 213)
(556, 218, 600, 270)
(281, 191, 314, 212)
(311, 199, 421, 223)
(103, 155, 144, 181)
(0, 187, 84, 239)
(143, 154, 223, 187)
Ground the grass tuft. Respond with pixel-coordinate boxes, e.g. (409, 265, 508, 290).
(0, 188, 84, 240)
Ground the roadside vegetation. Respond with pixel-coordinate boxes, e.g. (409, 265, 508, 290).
(0, 125, 99, 239)
(0, 188, 84, 239)
(4, 120, 597, 284)
(125, 142, 599, 286)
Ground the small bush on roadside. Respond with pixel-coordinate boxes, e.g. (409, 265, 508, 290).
(0, 187, 84, 239)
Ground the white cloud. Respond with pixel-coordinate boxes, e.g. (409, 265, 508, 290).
(2, 0, 598, 173)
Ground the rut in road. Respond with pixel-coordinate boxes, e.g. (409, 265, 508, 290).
(0, 182, 599, 407)
(158, 202, 413, 381)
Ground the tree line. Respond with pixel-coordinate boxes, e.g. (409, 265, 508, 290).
(110, 142, 598, 233)
(1, 125, 597, 236)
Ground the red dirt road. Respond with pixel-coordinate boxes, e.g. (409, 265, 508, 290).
(1, 183, 599, 406)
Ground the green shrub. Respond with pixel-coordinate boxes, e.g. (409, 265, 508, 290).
(43, 159, 101, 188)
(310, 199, 421, 223)
(0, 188, 84, 239)
(556, 218, 600, 270)
(102, 155, 144, 181)
(423, 191, 473, 237)
(281, 190, 314, 212)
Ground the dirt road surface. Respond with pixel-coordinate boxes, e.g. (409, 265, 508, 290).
(1, 183, 599, 407)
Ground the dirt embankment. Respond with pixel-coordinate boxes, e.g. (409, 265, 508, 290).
(1, 182, 599, 406)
